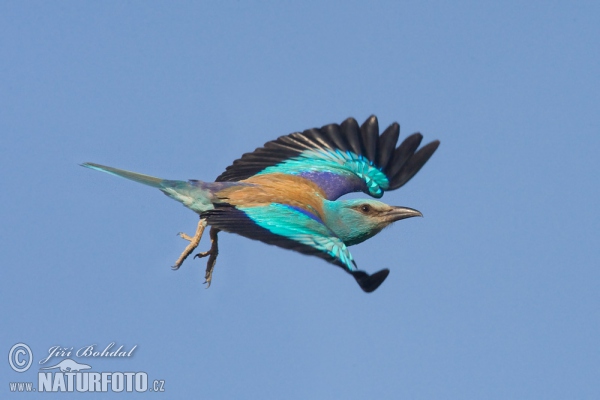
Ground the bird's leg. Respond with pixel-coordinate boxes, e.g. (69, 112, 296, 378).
(173, 218, 207, 270)
(194, 227, 220, 288)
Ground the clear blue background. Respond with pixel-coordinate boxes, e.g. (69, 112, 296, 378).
(2, 1, 599, 398)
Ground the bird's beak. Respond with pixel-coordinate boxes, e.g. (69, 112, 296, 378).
(386, 206, 423, 222)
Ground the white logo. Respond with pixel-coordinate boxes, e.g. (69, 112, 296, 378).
(8, 343, 33, 373)
(40, 359, 91, 372)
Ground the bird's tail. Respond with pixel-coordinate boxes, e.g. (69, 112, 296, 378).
(81, 162, 216, 213)
(82, 162, 164, 188)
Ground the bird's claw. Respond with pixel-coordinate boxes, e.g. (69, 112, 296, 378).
(193, 249, 216, 287)
(173, 221, 219, 289)
(172, 218, 207, 270)
(203, 254, 217, 288)
(203, 268, 213, 288)
(177, 232, 194, 242)
(193, 227, 220, 289)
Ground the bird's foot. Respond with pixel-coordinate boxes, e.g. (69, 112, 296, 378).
(172, 218, 207, 270)
(194, 227, 220, 288)
(177, 232, 195, 242)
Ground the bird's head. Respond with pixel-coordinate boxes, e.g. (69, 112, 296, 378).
(322, 198, 422, 246)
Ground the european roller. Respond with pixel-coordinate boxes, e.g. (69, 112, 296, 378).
(82, 116, 439, 292)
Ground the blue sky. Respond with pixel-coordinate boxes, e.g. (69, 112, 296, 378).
(1, 1, 599, 398)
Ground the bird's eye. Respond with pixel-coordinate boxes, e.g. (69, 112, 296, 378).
(360, 204, 371, 213)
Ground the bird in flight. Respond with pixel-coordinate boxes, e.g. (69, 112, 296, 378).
(82, 116, 439, 292)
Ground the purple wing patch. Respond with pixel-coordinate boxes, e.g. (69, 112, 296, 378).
(299, 171, 367, 200)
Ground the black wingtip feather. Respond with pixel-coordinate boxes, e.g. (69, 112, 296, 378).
(388, 140, 440, 190)
(384, 133, 423, 178)
(339, 118, 363, 156)
(352, 269, 390, 293)
(376, 122, 400, 169)
(324, 123, 354, 154)
(360, 115, 379, 162)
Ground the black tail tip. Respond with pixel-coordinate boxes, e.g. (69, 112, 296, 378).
(352, 269, 390, 293)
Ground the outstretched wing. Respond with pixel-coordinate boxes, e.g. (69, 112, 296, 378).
(215, 115, 440, 200)
(202, 203, 389, 292)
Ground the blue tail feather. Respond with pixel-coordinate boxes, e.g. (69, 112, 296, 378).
(81, 162, 164, 188)
(81, 162, 215, 213)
